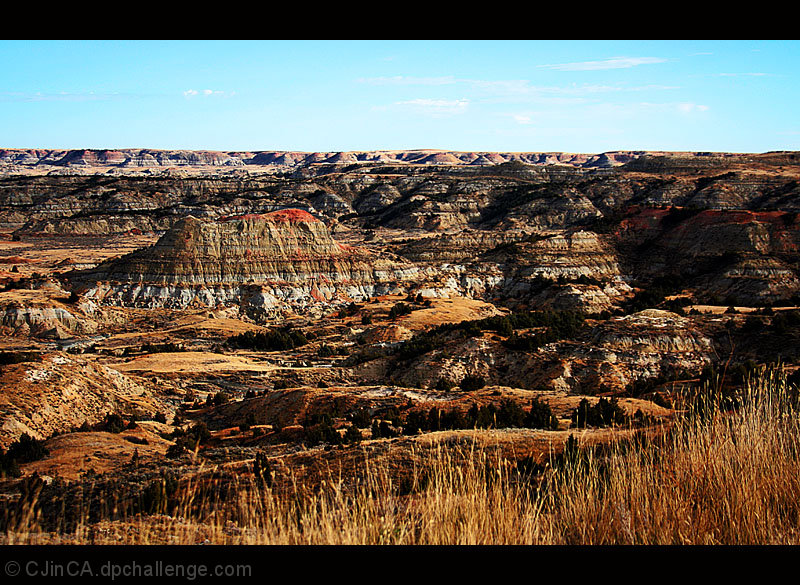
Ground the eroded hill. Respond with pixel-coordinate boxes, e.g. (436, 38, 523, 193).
(1, 149, 800, 541)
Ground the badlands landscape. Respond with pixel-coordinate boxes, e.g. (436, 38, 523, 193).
(2, 148, 800, 544)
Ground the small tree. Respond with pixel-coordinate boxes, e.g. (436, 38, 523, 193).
(460, 375, 486, 392)
(572, 398, 593, 428)
(212, 392, 230, 407)
(371, 419, 397, 439)
(496, 398, 526, 428)
(0, 447, 21, 478)
(101, 413, 126, 434)
(344, 424, 362, 444)
(389, 303, 413, 320)
(571, 397, 627, 428)
(434, 377, 455, 391)
(402, 410, 426, 435)
(318, 344, 335, 358)
(7, 433, 49, 463)
(350, 408, 372, 428)
(526, 396, 559, 430)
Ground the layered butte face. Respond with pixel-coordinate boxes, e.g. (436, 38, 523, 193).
(73, 209, 419, 313)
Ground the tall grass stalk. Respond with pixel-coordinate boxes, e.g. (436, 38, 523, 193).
(4, 368, 800, 544)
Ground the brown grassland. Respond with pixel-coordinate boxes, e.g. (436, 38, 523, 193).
(3, 368, 799, 545)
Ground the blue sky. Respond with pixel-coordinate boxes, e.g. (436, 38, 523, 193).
(1, 40, 798, 153)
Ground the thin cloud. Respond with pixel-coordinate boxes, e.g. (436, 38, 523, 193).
(537, 56, 668, 71)
(392, 98, 469, 115)
(396, 98, 468, 108)
(183, 89, 235, 98)
(677, 102, 709, 113)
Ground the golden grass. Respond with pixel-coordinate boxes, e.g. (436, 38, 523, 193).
(5, 368, 800, 545)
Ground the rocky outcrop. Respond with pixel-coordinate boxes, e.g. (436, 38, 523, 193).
(382, 309, 712, 394)
(73, 209, 421, 313)
(5, 148, 795, 175)
(615, 208, 800, 303)
(0, 148, 674, 173)
(1, 305, 98, 339)
(0, 352, 168, 448)
(3, 150, 799, 309)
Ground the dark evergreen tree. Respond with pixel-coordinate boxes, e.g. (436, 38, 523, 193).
(402, 411, 426, 435)
(460, 375, 486, 392)
(526, 396, 559, 430)
(101, 413, 126, 434)
(344, 424, 362, 444)
(350, 407, 372, 428)
(497, 398, 526, 428)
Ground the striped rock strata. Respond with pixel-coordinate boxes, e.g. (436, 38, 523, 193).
(73, 209, 420, 315)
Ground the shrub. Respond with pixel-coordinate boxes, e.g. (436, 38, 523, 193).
(207, 392, 230, 407)
(497, 398, 526, 428)
(460, 375, 486, 392)
(169, 422, 212, 455)
(402, 410, 426, 435)
(526, 397, 559, 430)
(571, 397, 628, 428)
(338, 302, 361, 318)
(389, 302, 414, 320)
(305, 421, 341, 446)
(371, 419, 398, 439)
(0, 447, 21, 478)
(7, 433, 49, 463)
(141, 342, 185, 354)
(165, 443, 186, 459)
(344, 424, 362, 444)
(227, 328, 308, 351)
(101, 413, 126, 434)
(350, 408, 372, 428)
(434, 377, 455, 391)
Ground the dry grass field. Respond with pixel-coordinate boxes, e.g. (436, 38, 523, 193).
(4, 368, 798, 545)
